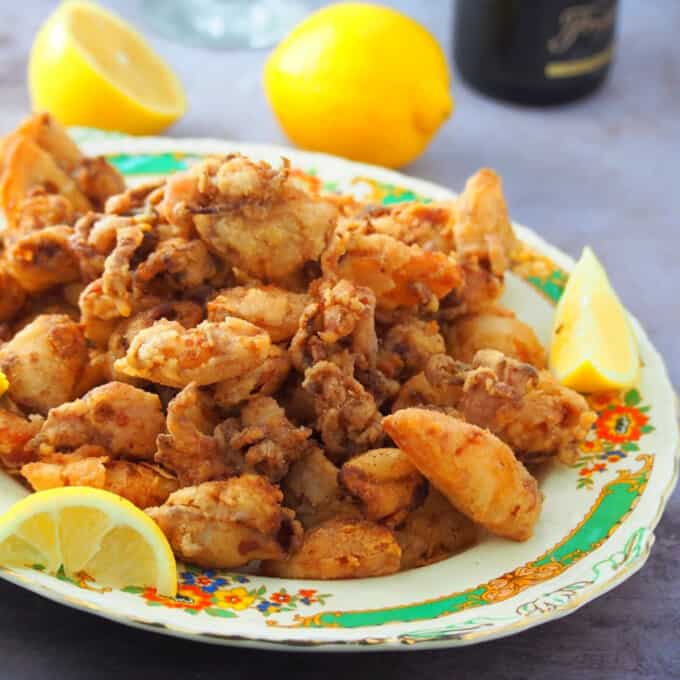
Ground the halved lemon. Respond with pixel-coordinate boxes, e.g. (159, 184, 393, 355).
(0, 487, 176, 596)
(28, 1, 186, 135)
(550, 246, 639, 392)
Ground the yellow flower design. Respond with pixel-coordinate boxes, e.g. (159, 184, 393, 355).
(214, 587, 256, 611)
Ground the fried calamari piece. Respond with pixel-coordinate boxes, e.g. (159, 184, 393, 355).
(104, 301, 204, 383)
(99, 223, 150, 318)
(459, 350, 595, 463)
(302, 361, 383, 460)
(225, 396, 314, 482)
(208, 285, 310, 343)
(212, 345, 291, 410)
(378, 317, 446, 380)
(391, 360, 463, 413)
(146, 475, 303, 569)
(363, 202, 456, 252)
(114, 317, 271, 388)
(0, 409, 43, 469)
(321, 217, 463, 313)
(9, 189, 75, 234)
(282, 448, 361, 529)
(1, 113, 82, 175)
(6, 225, 80, 292)
(339, 448, 427, 525)
(2, 113, 124, 210)
(0, 314, 88, 414)
(1, 137, 90, 227)
(78, 277, 161, 348)
(396, 488, 478, 569)
(453, 169, 518, 276)
(105, 179, 165, 218)
(27, 382, 164, 460)
(155, 383, 234, 487)
(160, 154, 338, 286)
(70, 214, 131, 281)
(133, 238, 217, 295)
(262, 518, 401, 579)
(290, 279, 378, 372)
(0, 266, 26, 322)
(22, 449, 178, 508)
(384, 408, 542, 541)
(439, 169, 519, 317)
(443, 306, 546, 368)
(71, 156, 126, 210)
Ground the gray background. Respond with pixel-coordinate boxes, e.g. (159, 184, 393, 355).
(0, 1, 678, 678)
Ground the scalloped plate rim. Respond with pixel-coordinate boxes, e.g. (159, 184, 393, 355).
(0, 131, 675, 652)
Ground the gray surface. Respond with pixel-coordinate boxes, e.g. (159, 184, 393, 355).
(0, 1, 678, 678)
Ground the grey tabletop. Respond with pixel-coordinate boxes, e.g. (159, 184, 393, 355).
(0, 1, 679, 678)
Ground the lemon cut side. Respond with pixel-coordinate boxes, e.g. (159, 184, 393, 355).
(29, 1, 186, 135)
(0, 487, 176, 596)
(550, 246, 639, 392)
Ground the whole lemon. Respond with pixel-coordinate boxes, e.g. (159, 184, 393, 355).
(263, 2, 453, 168)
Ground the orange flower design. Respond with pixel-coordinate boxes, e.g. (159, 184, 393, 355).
(270, 592, 292, 605)
(143, 584, 213, 611)
(596, 406, 648, 444)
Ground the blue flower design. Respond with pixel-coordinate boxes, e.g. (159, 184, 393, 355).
(180, 570, 229, 593)
(256, 600, 280, 614)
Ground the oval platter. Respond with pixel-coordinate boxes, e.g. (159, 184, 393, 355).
(0, 130, 676, 652)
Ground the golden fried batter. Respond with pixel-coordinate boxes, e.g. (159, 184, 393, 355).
(6, 225, 80, 292)
(444, 306, 546, 367)
(262, 518, 401, 579)
(384, 408, 542, 541)
(146, 475, 303, 568)
(0, 408, 43, 469)
(27, 382, 165, 460)
(160, 154, 338, 286)
(226, 396, 314, 482)
(155, 383, 234, 487)
(282, 448, 361, 529)
(114, 317, 271, 388)
(22, 449, 178, 508)
(396, 489, 478, 569)
(212, 345, 291, 410)
(208, 285, 310, 343)
(378, 317, 446, 380)
(290, 279, 378, 372)
(0, 314, 88, 414)
(339, 448, 427, 525)
(0, 266, 26, 322)
(459, 349, 596, 463)
(322, 216, 463, 313)
(302, 360, 384, 460)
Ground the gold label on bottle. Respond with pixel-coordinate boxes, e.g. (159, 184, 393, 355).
(547, 3, 616, 54)
(545, 46, 613, 78)
(544, 1, 616, 79)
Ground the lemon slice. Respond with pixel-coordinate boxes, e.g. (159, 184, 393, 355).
(550, 246, 639, 392)
(28, 1, 186, 135)
(0, 487, 176, 596)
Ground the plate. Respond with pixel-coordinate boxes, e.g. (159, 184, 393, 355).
(0, 130, 676, 652)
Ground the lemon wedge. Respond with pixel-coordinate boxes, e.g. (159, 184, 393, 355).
(28, 1, 186, 135)
(550, 246, 639, 392)
(0, 487, 176, 595)
(0, 370, 8, 398)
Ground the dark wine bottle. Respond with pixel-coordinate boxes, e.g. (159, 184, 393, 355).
(454, 0, 618, 105)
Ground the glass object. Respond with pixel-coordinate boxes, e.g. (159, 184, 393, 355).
(143, 0, 309, 50)
(454, 0, 619, 105)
